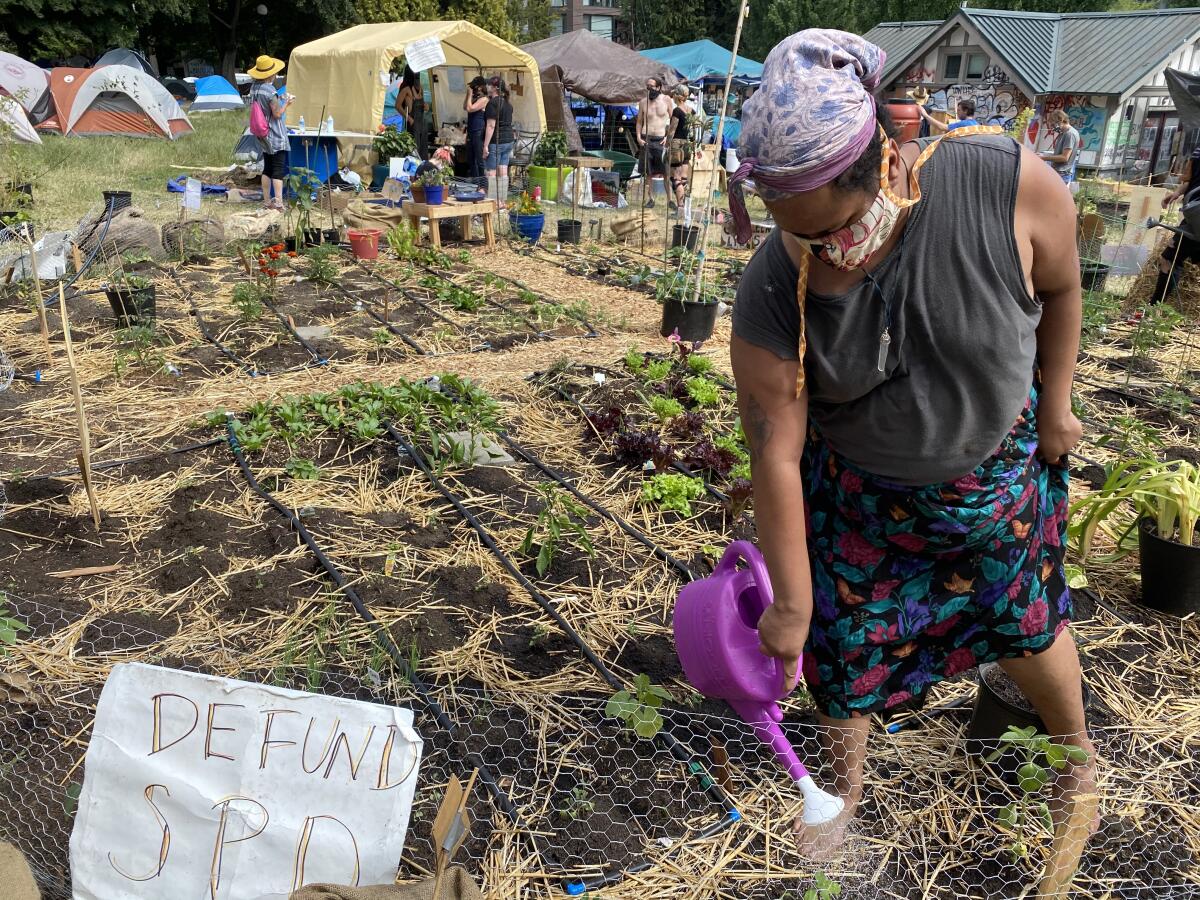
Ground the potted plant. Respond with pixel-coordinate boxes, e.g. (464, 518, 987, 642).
(1069, 457, 1200, 615)
(415, 166, 447, 206)
(0, 208, 33, 241)
(967, 663, 1093, 763)
(105, 269, 156, 326)
(371, 125, 416, 191)
(508, 191, 545, 243)
(527, 130, 570, 202)
(285, 167, 321, 247)
(657, 246, 719, 342)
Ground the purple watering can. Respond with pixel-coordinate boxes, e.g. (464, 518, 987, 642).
(673, 541, 845, 827)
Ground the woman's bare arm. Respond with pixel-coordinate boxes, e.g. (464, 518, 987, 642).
(730, 334, 813, 685)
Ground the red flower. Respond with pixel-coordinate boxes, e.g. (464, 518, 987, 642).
(871, 579, 899, 601)
(884, 690, 913, 709)
(944, 647, 976, 676)
(1019, 598, 1049, 636)
(926, 613, 960, 637)
(851, 662, 892, 696)
(287, 250, 297, 257)
(866, 622, 900, 645)
(889, 532, 928, 552)
(838, 531, 884, 569)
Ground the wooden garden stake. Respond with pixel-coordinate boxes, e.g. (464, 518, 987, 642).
(58, 284, 101, 528)
(71, 242, 83, 274)
(425, 767, 478, 898)
(1037, 790, 1099, 898)
(22, 224, 49, 348)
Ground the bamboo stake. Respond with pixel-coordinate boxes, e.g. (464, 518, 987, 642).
(57, 283, 101, 528)
(22, 224, 49, 348)
(690, 0, 750, 303)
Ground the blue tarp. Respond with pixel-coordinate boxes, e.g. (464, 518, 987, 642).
(640, 40, 762, 83)
(167, 175, 228, 195)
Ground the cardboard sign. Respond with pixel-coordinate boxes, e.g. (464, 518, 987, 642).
(182, 177, 202, 211)
(70, 663, 423, 900)
(404, 37, 446, 73)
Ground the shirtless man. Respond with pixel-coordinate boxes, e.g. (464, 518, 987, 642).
(637, 77, 673, 208)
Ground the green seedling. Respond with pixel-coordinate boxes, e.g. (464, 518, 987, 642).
(520, 483, 595, 576)
(651, 395, 684, 422)
(641, 473, 706, 517)
(528, 623, 551, 648)
(0, 599, 28, 651)
(557, 786, 596, 822)
(606, 674, 672, 739)
(686, 353, 714, 375)
(231, 282, 265, 320)
(624, 348, 645, 371)
(685, 376, 721, 407)
(113, 325, 166, 378)
(642, 359, 672, 382)
(803, 872, 842, 900)
(284, 458, 320, 481)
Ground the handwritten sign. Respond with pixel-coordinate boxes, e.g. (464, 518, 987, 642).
(182, 177, 202, 211)
(404, 37, 446, 73)
(70, 663, 423, 900)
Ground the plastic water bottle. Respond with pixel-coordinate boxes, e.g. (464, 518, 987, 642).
(298, 116, 306, 133)
(326, 115, 334, 133)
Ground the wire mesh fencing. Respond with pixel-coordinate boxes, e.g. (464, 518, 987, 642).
(1, 595, 1197, 899)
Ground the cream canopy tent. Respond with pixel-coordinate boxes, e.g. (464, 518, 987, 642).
(287, 21, 545, 138)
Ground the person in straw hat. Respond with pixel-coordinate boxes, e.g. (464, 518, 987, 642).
(248, 54, 292, 210)
(727, 29, 1093, 852)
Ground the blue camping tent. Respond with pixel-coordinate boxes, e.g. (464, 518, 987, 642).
(191, 75, 244, 112)
(640, 40, 762, 83)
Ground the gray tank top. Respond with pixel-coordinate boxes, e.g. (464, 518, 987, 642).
(732, 134, 1040, 485)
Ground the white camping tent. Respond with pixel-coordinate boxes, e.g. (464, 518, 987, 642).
(0, 95, 40, 143)
(0, 51, 52, 123)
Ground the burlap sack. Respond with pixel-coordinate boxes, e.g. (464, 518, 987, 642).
(343, 199, 408, 233)
(77, 205, 160, 258)
(289, 867, 482, 900)
(0, 840, 42, 900)
(162, 219, 226, 257)
(224, 208, 285, 243)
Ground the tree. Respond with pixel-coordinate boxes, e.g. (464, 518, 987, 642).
(445, 0, 517, 42)
(357, 0, 440, 20)
(508, 0, 553, 42)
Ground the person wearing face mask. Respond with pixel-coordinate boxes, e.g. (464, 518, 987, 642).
(1039, 109, 1081, 184)
(728, 30, 1092, 854)
(636, 77, 673, 207)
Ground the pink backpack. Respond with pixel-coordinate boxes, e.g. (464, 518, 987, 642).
(249, 98, 269, 140)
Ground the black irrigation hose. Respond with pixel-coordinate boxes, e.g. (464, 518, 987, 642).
(20, 437, 224, 483)
(385, 425, 740, 830)
(260, 295, 328, 365)
(184, 287, 325, 378)
(414, 261, 552, 337)
(326, 281, 428, 355)
(498, 432, 699, 583)
(1077, 375, 1195, 420)
(223, 427, 568, 881)
(352, 261, 466, 331)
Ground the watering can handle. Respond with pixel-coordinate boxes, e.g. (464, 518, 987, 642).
(715, 541, 800, 696)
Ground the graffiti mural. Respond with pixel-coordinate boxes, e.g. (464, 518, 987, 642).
(1041, 94, 1105, 154)
(944, 82, 1030, 130)
(982, 65, 1009, 86)
(904, 65, 936, 83)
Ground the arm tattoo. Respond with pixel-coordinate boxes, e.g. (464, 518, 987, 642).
(744, 393, 773, 463)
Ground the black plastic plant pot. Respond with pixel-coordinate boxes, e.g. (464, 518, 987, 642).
(1080, 264, 1109, 293)
(322, 228, 341, 245)
(102, 190, 132, 213)
(557, 218, 582, 244)
(672, 223, 700, 251)
(967, 662, 1093, 761)
(660, 298, 718, 342)
(105, 285, 156, 326)
(285, 236, 298, 252)
(5, 182, 32, 205)
(304, 228, 322, 247)
(1138, 517, 1200, 615)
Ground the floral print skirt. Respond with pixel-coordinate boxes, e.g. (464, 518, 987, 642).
(801, 387, 1071, 719)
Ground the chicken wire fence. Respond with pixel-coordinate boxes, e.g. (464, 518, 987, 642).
(1, 595, 1197, 900)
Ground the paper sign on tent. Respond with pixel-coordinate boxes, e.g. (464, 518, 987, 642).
(404, 37, 446, 73)
(69, 663, 423, 900)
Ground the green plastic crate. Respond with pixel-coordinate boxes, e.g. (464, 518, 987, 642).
(584, 150, 637, 183)
(525, 165, 572, 201)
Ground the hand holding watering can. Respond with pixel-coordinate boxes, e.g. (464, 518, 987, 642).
(673, 541, 845, 827)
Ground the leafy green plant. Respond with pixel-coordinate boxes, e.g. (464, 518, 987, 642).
(642, 359, 672, 382)
(557, 786, 595, 821)
(650, 395, 684, 422)
(302, 244, 340, 285)
(624, 348, 645, 372)
(285, 167, 320, 242)
(803, 872, 842, 900)
(606, 674, 672, 739)
(1081, 291, 1120, 341)
(686, 353, 714, 375)
(987, 725, 1089, 862)
(641, 472, 705, 516)
(231, 282, 265, 320)
(1093, 414, 1163, 457)
(531, 129, 568, 167)
(520, 484, 595, 576)
(509, 191, 542, 216)
(685, 376, 720, 407)
(1159, 387, 1193, 418)
(1070, 457, 1200, 558)
(415, 165, 449, 188)
(1130, 304, 1184, 358)
(386, 221, 418, 260)
(0, 599, 28, 651)
(372, 124, 416, 160)
(113, 325, 165, 378)
(284, 458, 320, 481)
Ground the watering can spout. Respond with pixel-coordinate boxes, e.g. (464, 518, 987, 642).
(727, 698, 808, 782)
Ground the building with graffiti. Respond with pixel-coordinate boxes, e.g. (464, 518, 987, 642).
(865, 6, 1200, 183)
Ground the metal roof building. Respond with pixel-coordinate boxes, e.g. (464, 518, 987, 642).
(865, 6, 1200, 177)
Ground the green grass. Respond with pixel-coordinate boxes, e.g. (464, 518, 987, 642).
(9, 111, 247, 231)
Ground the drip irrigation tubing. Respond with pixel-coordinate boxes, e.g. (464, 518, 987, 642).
(384, 423, 741, 889)
(21, 437, 224, 482)
(260, 296, 328, 364)
(351, 261, 467, 331)
(1076, 375, 1196, 419)
(413, 262, 562, 337)
(223, 426, 571, 884)
(497, 432, 699, 582)
(326, 282, 428, 355)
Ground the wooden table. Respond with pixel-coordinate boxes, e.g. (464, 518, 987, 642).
(556, 155, 615, 206)
(402, 197, 499, 249)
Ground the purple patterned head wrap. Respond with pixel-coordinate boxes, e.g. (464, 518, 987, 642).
(730, 30, 887, 244)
